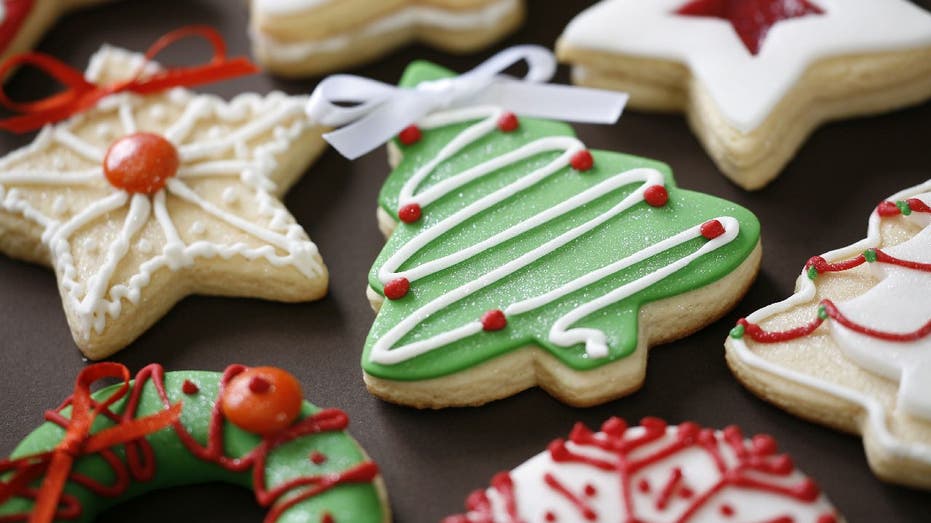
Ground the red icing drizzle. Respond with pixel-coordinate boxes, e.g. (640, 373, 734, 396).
(675, 0, 824, 55)
(0, 0, 35, 57)
(0, 364, 378, 523)
(449, 418, 827, 523)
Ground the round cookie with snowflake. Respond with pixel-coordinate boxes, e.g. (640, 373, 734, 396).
(445, 417, 840, 523)
(0, 38, 330, 358)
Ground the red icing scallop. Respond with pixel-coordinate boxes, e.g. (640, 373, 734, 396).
(103, 133, 179, 194)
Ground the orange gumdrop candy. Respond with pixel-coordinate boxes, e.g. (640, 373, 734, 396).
(220, 367, 304, 436)
(103, 132, 179, 194)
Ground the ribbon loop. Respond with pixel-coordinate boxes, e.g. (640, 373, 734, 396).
(305, 45, 628, 160)
(0, 26, 258, 134)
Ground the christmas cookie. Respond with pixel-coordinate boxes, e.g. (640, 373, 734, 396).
(556, 0, 931, 190)
(0, 0, 114, 70)
(0, 29, 329, 359)
(445, 417, 840, 523)
(0, 363, 389, 522)
(250, 0, 525, 77)
(360, 60, 761, 408)
(726, 180, 931, 489)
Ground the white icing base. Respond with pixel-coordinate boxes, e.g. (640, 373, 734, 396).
(560, 0, 931, 132)
(730, 179, 931, 465)
(253, 0, 520, 63)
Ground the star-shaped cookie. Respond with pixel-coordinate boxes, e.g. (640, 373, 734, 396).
(557, 0, 931, 189)
(0, 45, 329, 359)
(250, 0, 526, 77)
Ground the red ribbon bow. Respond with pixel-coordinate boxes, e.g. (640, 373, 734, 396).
(0, 363, 182, 523)
(0, 25, 259, 133)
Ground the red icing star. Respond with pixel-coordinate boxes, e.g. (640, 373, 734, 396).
(676, 0, 824, 55)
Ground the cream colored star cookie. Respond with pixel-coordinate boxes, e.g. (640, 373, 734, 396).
(250, 0, 526, 77)
(557, 0, 931, 190)
(726, 180, 931, 489)
(0, 45, 329, 359)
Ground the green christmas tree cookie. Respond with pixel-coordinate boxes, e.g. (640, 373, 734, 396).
(361, 61, 762, 408)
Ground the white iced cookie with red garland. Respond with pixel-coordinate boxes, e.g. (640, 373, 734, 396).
(0, 0, 116, 69)
(556, 0, 931, 190)
(250, 0, 525, 77)
(445, 417, 841, 523)
(726, 180, 931, 489)
(0, 30, 329, 359)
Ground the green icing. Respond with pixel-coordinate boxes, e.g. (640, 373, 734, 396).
(363, 61, 760, 381)
(0, 370, 384, 523)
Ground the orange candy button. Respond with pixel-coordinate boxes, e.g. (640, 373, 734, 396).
(220, 367, 304, 436)
(103, 133, 179, 194)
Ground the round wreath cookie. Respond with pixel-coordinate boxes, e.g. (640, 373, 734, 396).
(361, 60, 761, 408)
(556, 0, 931, 190)
(445, 417, 840, 523)
(250, 0, 526, 77)
(0, 363, 389, 523)
(726, 180, 931, 489)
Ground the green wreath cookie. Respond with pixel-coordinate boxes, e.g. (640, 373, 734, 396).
(0, 363, 389, 523)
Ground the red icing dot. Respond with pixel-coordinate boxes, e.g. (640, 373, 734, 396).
(181, 379, 199, 395)
(643, 185, 669, 207)
(398, 125, 422, 145)
(877, 200, 901, 217)
(544, 512, 557, 522)
(481, 309, 507, 332)
(752, 434, 777, 455)
(817, 514, 837, 523)
(720, 504, 735, 517)
(584, 484, 597, 497)
(497, 112, 519, 132)
(398, 203, 422, 223)
(700, 219, 726, 240)
(570, 150, 594, 172)
(220, 367, 303, 436)
(637, 478, 650, 493)
(103, 133, 179, 194)
(310, 451, 327, 465)
(384, 277, 410, 300)
(321, 512, 335, 523)
(795, 478, 821, 502)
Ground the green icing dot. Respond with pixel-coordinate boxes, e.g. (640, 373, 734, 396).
(730, 324, 745, 339)
(807, 266, 819, 280)
(897, 200, 912, 216)
(863, 249, 877, 263)
(817, 305, 829, 320)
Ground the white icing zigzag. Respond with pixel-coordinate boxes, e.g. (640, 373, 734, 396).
(0, 47, 322, 337)
(370, 106, 740, 365)
(729, 179, 931, 464)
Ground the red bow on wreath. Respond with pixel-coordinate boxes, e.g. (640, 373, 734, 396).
(0, 25, 259, 133)
(0, 363, 181, 523)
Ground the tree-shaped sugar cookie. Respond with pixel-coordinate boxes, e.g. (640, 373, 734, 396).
(360, 61, 762, 408)
(0, 33, 329, 359)
(726, 180, 931, 489)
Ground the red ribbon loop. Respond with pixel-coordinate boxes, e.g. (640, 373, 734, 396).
(0, 363, 182, 523)
(0, 25, 259, 133)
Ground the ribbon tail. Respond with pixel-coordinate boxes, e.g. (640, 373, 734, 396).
(83, 403, 183, 454)
(322, 94, 434, 160)
(473, 81, 629, 125)
(28, 452, 73, 523)
(130, 59, 259, 95)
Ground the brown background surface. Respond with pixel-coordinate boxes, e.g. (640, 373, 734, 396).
(1, 1, 930, 521)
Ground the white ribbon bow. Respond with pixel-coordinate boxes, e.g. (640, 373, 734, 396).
(305, 45, 629, 160)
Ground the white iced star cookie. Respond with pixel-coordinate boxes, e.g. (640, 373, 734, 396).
(0, 0, 116, 69)
(0, 45, 329, 359)
(250, 0, 526, 77)
(556, 0, 931, 190)
(726, 179, 931, 489)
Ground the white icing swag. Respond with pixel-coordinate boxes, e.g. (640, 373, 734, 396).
(305, 45, 629, 159)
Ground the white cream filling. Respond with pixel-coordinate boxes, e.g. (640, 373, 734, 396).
(253, 0, 519, 62)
